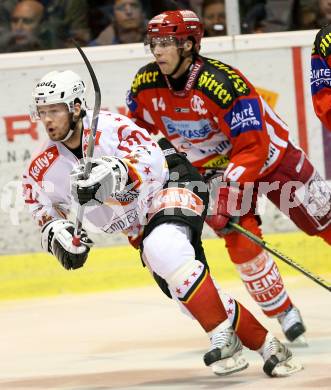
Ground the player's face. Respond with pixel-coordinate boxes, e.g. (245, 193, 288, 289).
(150, 36, 182, 75)
(38, 103, 71, 141)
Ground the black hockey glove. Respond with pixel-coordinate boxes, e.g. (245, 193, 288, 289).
(41, 219, 93, 270)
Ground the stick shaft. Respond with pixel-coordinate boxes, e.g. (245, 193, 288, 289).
(228, 221, 331, 292)
(72, 42, 101, 244)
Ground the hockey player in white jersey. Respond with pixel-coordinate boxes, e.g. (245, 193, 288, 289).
(22, 69, 302, 378)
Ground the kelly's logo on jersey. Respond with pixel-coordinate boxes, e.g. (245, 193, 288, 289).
(148, 187, 204, 220)
(310, 57, 331, 95)
(161, 116, 214, 139)
(224, 98, 262, 137)
(29, 145, 59, 182)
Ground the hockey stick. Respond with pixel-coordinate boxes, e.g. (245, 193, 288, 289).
(228, 221, 331, 292)
(72, 42, 101, 246)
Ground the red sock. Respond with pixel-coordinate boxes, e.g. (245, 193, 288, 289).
(180, 270, 228, 332)
(233, 300, 268, 350)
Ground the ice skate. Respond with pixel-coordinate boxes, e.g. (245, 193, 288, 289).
(259, 333, 303, 377)
(203, 326, 248, 376)
(277, 305, 307, 346)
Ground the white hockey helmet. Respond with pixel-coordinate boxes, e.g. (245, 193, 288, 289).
(30, 70, 87, 121)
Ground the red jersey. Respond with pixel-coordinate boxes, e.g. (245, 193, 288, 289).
(127, 55, 289, 184)
(311, 24, 331, 130)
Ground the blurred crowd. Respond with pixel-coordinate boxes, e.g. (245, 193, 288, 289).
(0, 0, 330, 53)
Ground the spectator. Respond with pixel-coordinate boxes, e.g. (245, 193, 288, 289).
(240, 0, 264, 17)
(259, 0, 301, 32)
(87, 0, 113, 40)
(0, 0, 46, 52)
(0, 1, 19, 35)
(319, 0, 331, 22)
(40, 0, 91, 48)
(90, 0, 146, 46)
(202, 0, 226, 37)
(241, 2, 266, 34)
(299, 0, 331, 29)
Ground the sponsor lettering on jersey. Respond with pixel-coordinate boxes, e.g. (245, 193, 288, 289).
(29, 145, 59, 182)
(148, 187, 204, 221)
(103, 209, 139, 233)
(105, 189, 140, 206)
(317, 31, 331, 57)
(201, 155, 229, 169)
(224, 98, 262, 137)
(199, 139, 232, 155)
(310, 57, 331, 95)
(197, 71, 232, 106)
(131, 69, 159, 93)
(260, 143, 280, 174)
(161, 116, 214, 139)
(207, 59, 250, 95)
(175, 107, 190, 113)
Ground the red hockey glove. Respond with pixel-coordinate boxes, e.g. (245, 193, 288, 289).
(206, 184, 242, 235)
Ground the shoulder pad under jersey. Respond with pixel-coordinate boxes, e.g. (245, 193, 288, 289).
(196, 57, 251, 109)
(313, 24, 331, 58)
(130, 62, 166, 96)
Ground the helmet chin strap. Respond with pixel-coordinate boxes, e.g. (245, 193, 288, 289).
(60, 128, 75, 143)
(169, 48, 186, 77)
(60, 109, 86, 143)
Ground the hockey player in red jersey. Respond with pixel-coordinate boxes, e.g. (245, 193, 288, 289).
(23, 69, 302, 377)
(311, 23, 331, 130)
(127, 9, 331, 344)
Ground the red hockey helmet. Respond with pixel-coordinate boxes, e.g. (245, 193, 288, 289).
(146, 10, 204, 52)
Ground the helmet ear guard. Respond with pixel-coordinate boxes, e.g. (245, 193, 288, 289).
(183, 40, 193, 51)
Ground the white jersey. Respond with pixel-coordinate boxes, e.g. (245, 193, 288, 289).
(22, 110, 169, 244)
